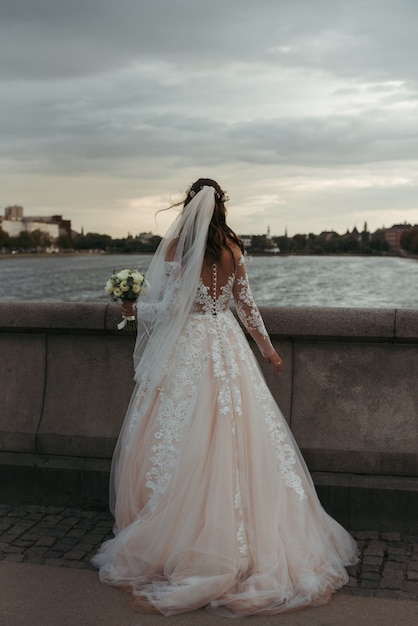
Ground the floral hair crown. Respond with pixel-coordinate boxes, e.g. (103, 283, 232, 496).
(186, 185, 230, 203)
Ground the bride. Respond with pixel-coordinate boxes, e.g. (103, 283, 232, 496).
(92, 178, 358, 616)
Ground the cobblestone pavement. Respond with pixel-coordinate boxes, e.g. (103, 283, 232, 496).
(0, 504, 417, 602)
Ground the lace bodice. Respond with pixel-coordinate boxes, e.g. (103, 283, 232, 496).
(192, 256, 274, 359)
(193, 274, 235, 315)
(138, 255, 274, 359)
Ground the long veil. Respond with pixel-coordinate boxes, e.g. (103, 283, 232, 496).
(133, 185, 216, 388)
(109, 186, 216, 517)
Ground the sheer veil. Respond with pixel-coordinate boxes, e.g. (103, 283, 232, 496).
(133, 185, 216, 388)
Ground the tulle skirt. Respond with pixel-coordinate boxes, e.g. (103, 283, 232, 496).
(92, 310, 358, 616)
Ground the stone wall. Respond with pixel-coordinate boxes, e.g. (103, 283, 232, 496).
(1, 302, 417, 529)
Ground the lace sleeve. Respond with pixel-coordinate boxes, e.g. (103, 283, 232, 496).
(137, 262, 179, 323)
(233, 255, 275, 358)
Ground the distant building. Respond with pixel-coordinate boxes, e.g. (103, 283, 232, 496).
(240, 235, 253, 249)
(381, 224, 413, 252)
(1, 206, 71, 243)
(4, 205, 23, 220)
(136, 231, 155, 244)
(318, 230, 338, 241)
(342, 227, 361, 241)
(240, 229, 280, 254)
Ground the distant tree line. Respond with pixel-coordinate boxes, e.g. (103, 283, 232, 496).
(400, 227, 418, 254)
(0, 228, 163, 254)
(73, 232, 163, 253)
(249, 231, 390, 255)
(0, 228, 61, 252)
(4, 225, 418, 255)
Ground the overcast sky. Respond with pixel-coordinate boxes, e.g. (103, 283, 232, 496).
(1, 0, 418, 238)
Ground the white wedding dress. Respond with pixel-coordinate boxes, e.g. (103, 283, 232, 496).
(92, 254, 358, 616)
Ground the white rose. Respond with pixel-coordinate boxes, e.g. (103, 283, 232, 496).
(120, 280, 130, 292)
(132, 271, 144, 284)
(117, 269, 130, 280)
(132, 284, 141, 294)
(105, 279, 114, 294)
(113, 287, 122, 297)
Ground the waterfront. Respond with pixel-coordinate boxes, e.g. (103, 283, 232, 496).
(1, 253, 418, 308)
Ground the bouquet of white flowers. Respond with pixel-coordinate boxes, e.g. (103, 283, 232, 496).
(105, 268, 150, 330)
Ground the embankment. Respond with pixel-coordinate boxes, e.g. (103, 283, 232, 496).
(1, 303, 417, 530)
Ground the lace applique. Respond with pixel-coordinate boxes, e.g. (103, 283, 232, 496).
(254, 381, 306, 501)
(145, 320, 208, 511)
(232, 256, 274, 358)
(235, 261, 269, 340)
(234, 469, 249, 560)
(193, 274, 235, 315)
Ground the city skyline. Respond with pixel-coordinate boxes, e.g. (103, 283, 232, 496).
(2, 1, 418, 238)
(2, 202, 414, 242)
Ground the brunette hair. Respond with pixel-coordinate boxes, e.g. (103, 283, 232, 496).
(184, 178, 244, 262)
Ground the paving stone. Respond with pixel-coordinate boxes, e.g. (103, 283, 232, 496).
(1, 533, 20, 543)
(383, 561, 406, 571)
(3, 545, 24, 554)
(359, 580, 379, 589)
(386, 545, 407, 555)
(25, 557, 45, 565)
(363, 540, 386, 557)
(360, 571, 380, 581)
(79, 511, 99, 519)
(346, 563, 360, 576)
(362, 555, 383, 566)
(386, 554, 408, 563)
(25, 513, 45, 522)
(351, 587, 376, 597)
(44, 528, 66, 538)
(381, 532, 401, 541)
(44, 506, 64, 514)
(57, 537, 80, 547)
(406, 569, 418, 581)
(24, 546, 49, 558)
(380, 568, 404, 590)
(64, 550, 87, 560)
(3, 554, 25, 563)
(405, 581, 418, 595)
(43, 515, 64, 526)
(408, 560, 418, 572)
(20, 533, 40, 542)
(354, 531, 379, 540)
(14, 539, 36, 548)
(74, 543, 95, 553)
(61, 516, 82, 526)
(361, 564, 381, 574)
(44, 550, 65, 559)
(35, 536, 57, 547)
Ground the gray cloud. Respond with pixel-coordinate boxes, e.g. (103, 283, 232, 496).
(1, 0, 418, 236)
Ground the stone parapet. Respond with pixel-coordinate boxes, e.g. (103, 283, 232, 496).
(1, 302, 417, 528)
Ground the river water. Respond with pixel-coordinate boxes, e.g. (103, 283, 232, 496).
(1, 253, 417, 308)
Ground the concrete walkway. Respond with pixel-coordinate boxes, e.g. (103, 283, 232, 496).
(1, 561, 417, 626)
(1, 504, 417, 625)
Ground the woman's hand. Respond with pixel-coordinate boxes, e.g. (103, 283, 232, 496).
(122, 300, 136, 318)
(267, 350, 283, 375)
